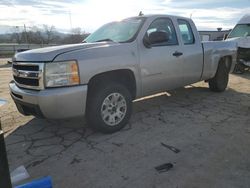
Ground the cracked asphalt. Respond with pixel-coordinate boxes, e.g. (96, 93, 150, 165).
(1, 59, 250, 188)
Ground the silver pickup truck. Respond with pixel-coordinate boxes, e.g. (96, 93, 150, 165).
(9, 14, 237, 133)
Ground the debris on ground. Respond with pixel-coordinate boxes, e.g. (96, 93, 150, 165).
(155, 163, 174, 173)
(160, 142, 180, 153)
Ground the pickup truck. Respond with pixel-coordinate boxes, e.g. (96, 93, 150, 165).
(9, 14, 237, 133)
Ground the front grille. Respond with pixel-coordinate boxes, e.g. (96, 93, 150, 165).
(13, 64, 39, 71)
(13, 76, 39, 86)
(12, 62, 44, 90)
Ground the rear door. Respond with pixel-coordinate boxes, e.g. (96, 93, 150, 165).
(176, 19, 203, 85)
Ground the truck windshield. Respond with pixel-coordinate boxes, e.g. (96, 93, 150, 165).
(227, 24, 250, 38)
(84, 17, 145, 43)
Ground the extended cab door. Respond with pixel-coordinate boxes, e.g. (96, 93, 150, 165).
(139, 17, 184, 96)
(176, 19, 203, 85)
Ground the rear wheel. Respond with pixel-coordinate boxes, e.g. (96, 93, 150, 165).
(208, 61, 229, 92)
(86, 82, 132, 133)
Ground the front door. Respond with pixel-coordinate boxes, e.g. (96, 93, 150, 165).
(139, 17, 183, 96)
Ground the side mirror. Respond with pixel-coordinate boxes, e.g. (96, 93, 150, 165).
(143, 31, 169, 48)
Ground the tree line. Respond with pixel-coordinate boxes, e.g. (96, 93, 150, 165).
(0, 25, 90, 44)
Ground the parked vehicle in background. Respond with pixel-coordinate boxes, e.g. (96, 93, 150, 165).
(9, 14, 237, 133)
(226, 14, 250, 73)
(199, 29, 231, 41)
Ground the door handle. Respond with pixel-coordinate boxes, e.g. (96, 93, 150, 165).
(172, 51, 183, 57)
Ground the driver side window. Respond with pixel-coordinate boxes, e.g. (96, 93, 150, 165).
(146, 18, 178, 46)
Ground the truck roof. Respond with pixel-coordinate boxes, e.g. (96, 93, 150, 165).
(134, 14, 192, 21)
(238, 14, 250, 24)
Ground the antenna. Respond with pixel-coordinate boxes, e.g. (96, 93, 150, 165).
(190, 11, 195, 19)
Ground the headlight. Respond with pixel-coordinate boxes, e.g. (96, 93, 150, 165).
(45, 60, 80, 87)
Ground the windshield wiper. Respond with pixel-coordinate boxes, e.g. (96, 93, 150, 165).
(94, 38, 114, 42)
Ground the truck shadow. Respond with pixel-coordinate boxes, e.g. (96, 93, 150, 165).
(5, 85, 250, 173)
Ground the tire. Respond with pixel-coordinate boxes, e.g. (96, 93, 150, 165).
(86, 82, 132, 134)
(208, 62, 229, 92)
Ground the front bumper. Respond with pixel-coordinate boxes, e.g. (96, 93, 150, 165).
(9, 82, 88, 119)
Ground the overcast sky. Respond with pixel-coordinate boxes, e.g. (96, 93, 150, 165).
(0, 0, 250, 33)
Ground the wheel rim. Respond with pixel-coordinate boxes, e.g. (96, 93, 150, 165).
(101, 92, 127, 126)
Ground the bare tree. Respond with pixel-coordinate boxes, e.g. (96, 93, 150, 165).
(29, 26, 45, 45)
(71, 27, 82, 35)
(70, 27, 84, 43)
(61, 27, 89, 44)
(10, 26, 21, 43)
(43, 25, 56, 44)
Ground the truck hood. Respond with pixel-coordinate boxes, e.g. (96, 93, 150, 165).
(226, 37, 250, 48)
(13, 42, 115, 62)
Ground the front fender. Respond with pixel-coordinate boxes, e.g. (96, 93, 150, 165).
(53, 42, 142, 97)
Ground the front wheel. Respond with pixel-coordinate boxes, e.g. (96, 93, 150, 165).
(86, 82, 132, 134)
(208, 62, 229, 92)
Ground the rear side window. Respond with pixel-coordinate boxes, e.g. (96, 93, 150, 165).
(146, 18, 178, 46)
(178, 19, 195, 45)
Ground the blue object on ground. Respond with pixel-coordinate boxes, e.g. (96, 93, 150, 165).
(0, 99, 7, 107)
(15, 176, 52, 188)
